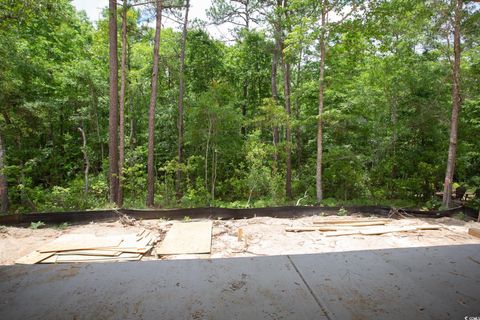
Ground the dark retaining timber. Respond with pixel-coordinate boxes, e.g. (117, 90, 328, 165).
(0, 205, 477, 226)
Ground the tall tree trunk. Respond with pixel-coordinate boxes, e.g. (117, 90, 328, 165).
(294, 49, 303, 166)
(271, 37, 280, 169)
(146, 0, 163, 207)
(316, 3, 326, 203)
(281, 56, 292, 200)
(176, 0, 189, 201)
(442, 0, 462, 208)
(108, 0, 119, 205)
(0, 132, 7, 213)
(281, 0, 292, 200)
(118, 0, 128, 206)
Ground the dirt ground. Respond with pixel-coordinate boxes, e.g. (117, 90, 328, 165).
(1, 214, 479, 265)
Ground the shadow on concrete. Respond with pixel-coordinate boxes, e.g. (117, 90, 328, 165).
(1, 244, 479, 319)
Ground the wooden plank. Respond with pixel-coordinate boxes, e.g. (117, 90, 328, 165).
(324, 225, 441, 236)
(15, 251, 54, 264)
(324, 230, 361, 237)
(38, 234, 123, 253)
(56, 250, 121, 257)
(313, 221, 388, 227)
(468, 228, 480, 239)
(286, 226, 334, 232)
(360, 226, 418, 235)
(54, 253, 141, 263)
(156, 221, 212, 255)
(312, 219, 390, 225)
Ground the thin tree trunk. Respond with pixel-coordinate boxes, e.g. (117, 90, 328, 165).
(241, 82, 248, 135)
(316, 3, 327, 203)
(78, 127, 89, 194)
(211, 148, 217, 201)
(205, 118, 212, 193)
(108, 0, 119, 204)
(0, 132, 7, 213)
(294, 49, 303, 166)
(271, 36, 280, 169)
(443, 0, 462, 208)
(176, 0, 189, 200)
(146, 0, 163, 207)
(118, 0, 128, 206)
(281, 0, 292, 200)
(281, 56, 292, 200)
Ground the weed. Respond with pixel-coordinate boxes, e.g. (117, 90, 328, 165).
(337, 207, 348, 216)
(30, 221, 46, 229)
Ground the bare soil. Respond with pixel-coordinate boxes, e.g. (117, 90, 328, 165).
(1, 214, 479, 265)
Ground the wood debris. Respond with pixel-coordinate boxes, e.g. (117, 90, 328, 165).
(286, 218, 441, 236)
(312, 219, 390, 225)
(325, 226, 441, 236)
(15, 229, 157, 264)
(468, 228, 480, 239)
(156, 221, 212, 256)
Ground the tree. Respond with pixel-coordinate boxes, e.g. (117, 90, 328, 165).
(146, 0, 163, 207)
(108, 0, 119, 205)
(316, 0, 327, 203)
(442, 0, 463, 208)
(283, 1, 293, 199)
(176, 0, 190, 200)
(118, 0, 128, 206)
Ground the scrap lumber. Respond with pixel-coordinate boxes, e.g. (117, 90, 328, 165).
(312, 219, 390, 225)
(286, 223, 392, 232)
(156, 221, 212, 256)
(56, 250, 121, 257)
(16, 231, 158, 264)
(38, 234, 122, 253)
(313, 221, 388, 227)
(286, 226, 341, 232)
(468, 228, 480, 239)
(15, 251, 54, 265)
(325, 225, 441, 237)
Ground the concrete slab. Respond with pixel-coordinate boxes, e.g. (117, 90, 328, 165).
(0, 244, 479, 320)
(290, 244, 480, 320)
(0, 255, 327, 320)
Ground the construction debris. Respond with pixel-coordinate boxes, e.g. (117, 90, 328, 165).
(312, 219, 390, 225)
(156, 221, 212, 256)
(468, 228, 480, 239)
(287, 216, 442, 236)
(15, 229, 157, 264)
(324, 226, 441, 236)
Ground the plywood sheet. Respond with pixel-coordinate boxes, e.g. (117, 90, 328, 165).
(56, 250, 121, 257)
(38, 234, 122, 253)
(15, 251, 54, 264)
(157, 221, 212, 255)
(54, 253, 141, 263)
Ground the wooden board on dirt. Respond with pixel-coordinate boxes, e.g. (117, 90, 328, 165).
(56, 250, 121, 257)
(38, 234, 123, 253)
(54, 253, 141, 263)
(325, 225, 441, 236)
(468, 228, 480, 239)
(156, 221, 212, 256)
(313, 221, 388, 227)
(15, 251, 54, 264)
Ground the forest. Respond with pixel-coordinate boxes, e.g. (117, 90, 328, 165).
(0, 0, 479, 214)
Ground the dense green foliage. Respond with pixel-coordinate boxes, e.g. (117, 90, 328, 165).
(0, 0, 479, 212)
